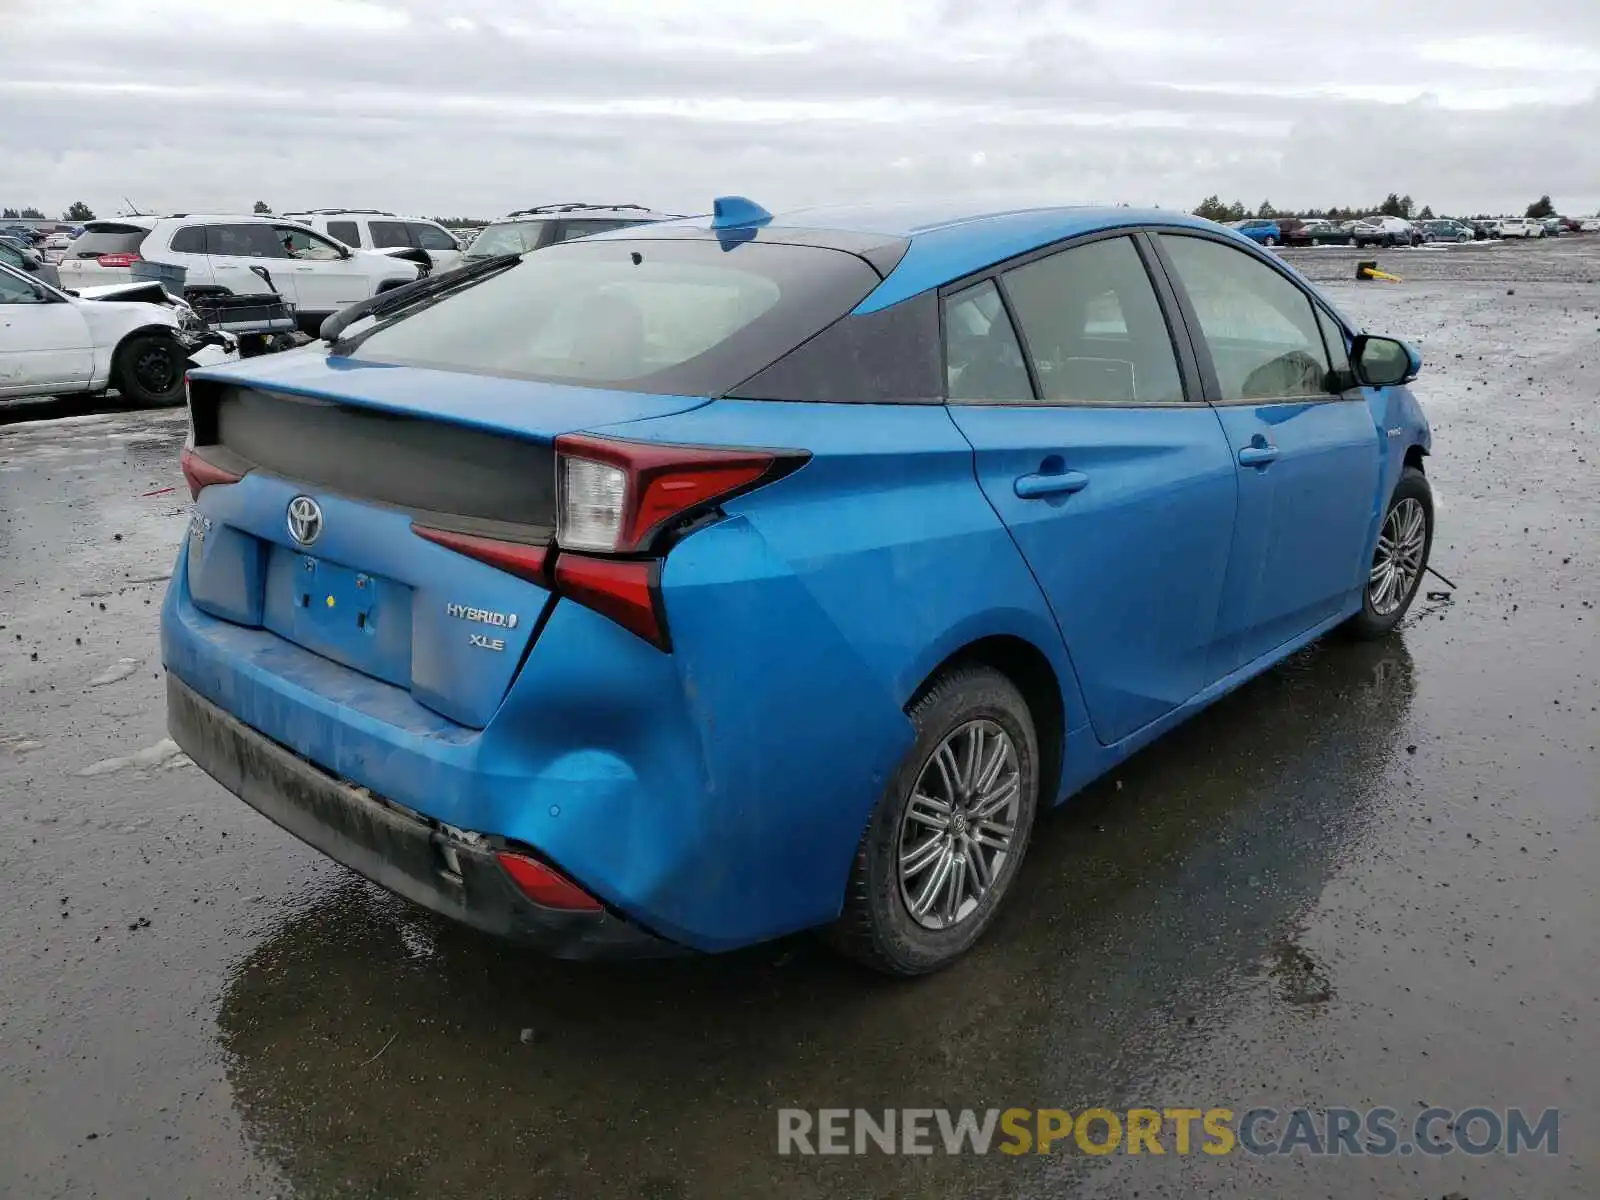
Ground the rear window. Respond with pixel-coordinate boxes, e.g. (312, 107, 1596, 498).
(68, 223, 148, 257)
(348, 238, 882, 395)
(464, 220, 550, 259)
(327, 220, 360, 246)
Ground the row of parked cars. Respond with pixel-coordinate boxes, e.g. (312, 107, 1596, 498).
(0, 202, 687, 409)
(1228, 214, 1596, 248)
(15, 202, 678, 339)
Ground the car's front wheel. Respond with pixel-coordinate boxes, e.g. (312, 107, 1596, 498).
(1263, 235, 1278, 247)
(112, 332, 186, 407)
(829, 664, 1039, 975)
(1345, 466, 1433, 639)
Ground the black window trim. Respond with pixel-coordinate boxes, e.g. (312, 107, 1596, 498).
(1143, 228, 1356, 408)
(937, 225, 1201, 409)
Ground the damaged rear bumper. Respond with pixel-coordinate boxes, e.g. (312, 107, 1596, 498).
(166, 675, 682, 960)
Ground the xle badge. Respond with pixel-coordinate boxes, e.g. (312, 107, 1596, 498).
(469, 634, 506, 652)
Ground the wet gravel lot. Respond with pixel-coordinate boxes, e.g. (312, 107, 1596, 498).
(2, 236, 1596, 1200)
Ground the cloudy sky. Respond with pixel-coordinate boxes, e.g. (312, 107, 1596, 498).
(2, 0, 1597, 222)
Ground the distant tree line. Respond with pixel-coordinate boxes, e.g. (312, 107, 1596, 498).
(1193, 192, 1584, 222)
(429, 216, 494, 228)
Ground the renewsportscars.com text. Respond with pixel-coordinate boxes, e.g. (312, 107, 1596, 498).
(777, 1106, 1560, 1157)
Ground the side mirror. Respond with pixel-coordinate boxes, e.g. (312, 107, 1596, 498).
(1351, 334, 1419, 387)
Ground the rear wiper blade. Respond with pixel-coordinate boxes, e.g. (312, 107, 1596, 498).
(319, 253, 521, 344)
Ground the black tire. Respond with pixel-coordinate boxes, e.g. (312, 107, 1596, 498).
(1344, 466, 1433, 640)
(1263, 235, 1278, 247)
(112, 332, 186, 407)
(827, 664, 1039, 976)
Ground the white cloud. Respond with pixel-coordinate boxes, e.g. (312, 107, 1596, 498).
(0, 0, 1596, 220)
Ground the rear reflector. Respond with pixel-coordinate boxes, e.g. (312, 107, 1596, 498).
(411, 525, 549, 587)
(552, 553, 667, 649)
(496, 851, 603, 911)
(180, 446, 243, 499)
(95, 252, 141, 267)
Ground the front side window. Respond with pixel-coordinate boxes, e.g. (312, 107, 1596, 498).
(551, 219, 639, 244)
(276, 226, 344, 260)
(326, 220, 361, 246)
(943, 279, 1032, 401)
(1001, 236, 1184, 404)
(369, 220, 411, 249)
(348, 238, 880, 395)
(408, 222, 458, 251)
(1316, 307, 1351, 381)
(208, 224, 286, 258)
(1158, 234, 1332, 401)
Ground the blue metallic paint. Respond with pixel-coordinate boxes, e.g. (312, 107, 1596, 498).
(165, 201, 1431, 956)
(946, 404, 1239, 745)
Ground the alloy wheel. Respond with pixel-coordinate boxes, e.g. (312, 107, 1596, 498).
(1370, 496, 1426, 616)
(897, 719, 1021, 931)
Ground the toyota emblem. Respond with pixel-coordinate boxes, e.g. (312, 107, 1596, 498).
(286, 496, 324, 546)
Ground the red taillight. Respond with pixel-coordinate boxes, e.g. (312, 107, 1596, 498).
(411, 525, 548, 586)
(553, 553, 666, 648)
(96, 252, 141, 267)
(496, 851, 603, 911)
(180, 446, 242, 500)
(413, 436, 805, 652)
(555, 433, 804, 554)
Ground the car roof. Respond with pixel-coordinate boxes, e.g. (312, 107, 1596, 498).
(159, 213, 304, 224)
(594, 201, 1249, 313)
(83, 216, 159, 230)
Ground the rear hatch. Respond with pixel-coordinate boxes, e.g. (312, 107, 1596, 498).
(183, 353, 710, 728)
(56, 221, 149, 286)
(180, 227, 900, 727)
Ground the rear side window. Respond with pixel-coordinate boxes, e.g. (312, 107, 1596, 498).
(348, 238, 882, 395)
(67, 224, 147, 258)
(1001, 236, 1185, 404)
(408, 222, 458, 251)
(1158, 234, 1330, 401)
(208, 224, 286, 258)
(169, 226, 207, 254)
(943, 279, 1032, 402)
(326, 220, 360, 246)
(369, 220, 411, 248)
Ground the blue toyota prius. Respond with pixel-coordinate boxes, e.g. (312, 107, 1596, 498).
(163, 199, 1433, 974)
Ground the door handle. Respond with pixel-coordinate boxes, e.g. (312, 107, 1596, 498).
(293, 266, 315, 272)
(1014, 469, 1089, 499)
(1238, 444, 1280, 468)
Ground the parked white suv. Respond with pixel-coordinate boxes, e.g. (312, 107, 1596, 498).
(57, 215, 421, 332)
(282, 210, 465, 274)
(461, 204, 680, 265)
